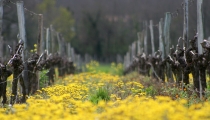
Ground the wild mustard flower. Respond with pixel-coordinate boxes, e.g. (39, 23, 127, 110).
(1, 63, 210, 120)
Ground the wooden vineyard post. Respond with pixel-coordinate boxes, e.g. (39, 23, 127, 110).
(137, 33, 140, 55)
(59, 35, 63, 56)
(41, 33, 45, 54)
(183, 0, 189, 48)
(163, 12, 173, 82)
(163, 12, 171, 57)
(58, 35, 65, 57)
(37, 14, 43, 55)
(50, 25, 55, 54)
(149, 20, 155, 54)
(124, 52, 128, 69)
(131, 41, 136, 58)
(126, 52, 130, 69)
(137, 32, 143, 55)
(129, 45, 132, 63)
(0, 0, 3, 60)
(197, 0, 203, 54)
(67, 42, 71, 61)
(37, 14, 44, 90)
(13, 41, 16, 54)
(17, 1, 29, 93)
(140, 31, 144, 53)
(144, 21, 148, 55)
(0, 37, 3, 57)
(46, 28, 50, 55)
(159, 18, 164, 59)
(71, 48, 75, 62)
(123, 55, 126, 69)
(85, 53, 90, 64)
(197, 0, 204, 99)
(61, 37, 65, 57)
(56, 32, 62, 55)
(76, 55, 81, 71)
(0, 37, 2, 60)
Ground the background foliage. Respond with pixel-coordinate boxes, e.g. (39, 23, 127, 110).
(2, 0, 210, 62)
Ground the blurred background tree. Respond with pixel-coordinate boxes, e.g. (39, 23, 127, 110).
(2, 0, 210, 62)
(37, 0, 75, 42)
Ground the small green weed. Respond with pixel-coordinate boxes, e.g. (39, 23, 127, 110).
(39, 70, 49, 89)
(143, 86, 157, 97)
(90, 87, 110, 104)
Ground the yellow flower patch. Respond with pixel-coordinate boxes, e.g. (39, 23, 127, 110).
(0, 69, 210, 120)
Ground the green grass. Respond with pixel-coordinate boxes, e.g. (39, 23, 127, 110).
(88, 63, 123, 76)
(94, 64, 111, 73)
(90, 87, 110, 104)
